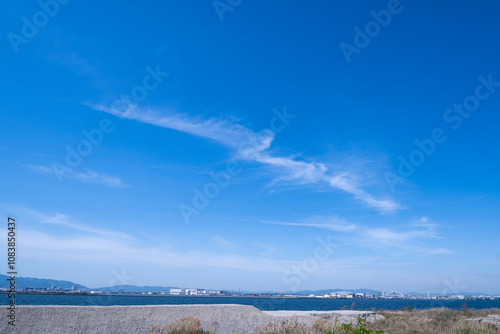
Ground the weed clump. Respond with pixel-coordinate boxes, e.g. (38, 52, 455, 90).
(258, 316, 384, 334)
(148, 316, 210, 334)
(341, 317, 384, 334)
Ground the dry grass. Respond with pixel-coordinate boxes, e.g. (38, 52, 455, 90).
(257, 317, 345, 334)
(148, 316, 210, 334)
(146, 309, 500, 334)
(367, 307, 500, 334)
(257, 318, 311, 334)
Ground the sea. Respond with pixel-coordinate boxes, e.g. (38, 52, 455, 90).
(1, 294, 500, 311)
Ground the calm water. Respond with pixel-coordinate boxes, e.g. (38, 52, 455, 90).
(2, 294, 500, 311)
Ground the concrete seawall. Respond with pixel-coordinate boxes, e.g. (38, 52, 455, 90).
(1, 305, 384, 334)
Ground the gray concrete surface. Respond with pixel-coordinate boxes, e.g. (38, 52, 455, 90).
(0, 304, 385, 334)
(466, 314, 500, 327)
(264, 309, 385, 324)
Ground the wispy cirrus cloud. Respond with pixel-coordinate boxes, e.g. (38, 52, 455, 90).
(254, 241, 278, 256)
(0, 202, 132, 239)
(91, 103, 399, 212)
(92, 103, 266, 150)
(358, 219, 454, 254)
(429, 248, 454, 254)
(263, 216, 358, 232)
(0, 203, 378, 281)
(212, 235, 236, 250)
(9, 227, 382, 280)
(363, 227, 438, 244)
(264, 215, 453, 255)
(29, 165, 127, 188)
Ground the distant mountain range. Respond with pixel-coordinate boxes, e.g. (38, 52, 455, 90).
(0, 274, 87, 290)
(0, 275, 179, 293)
(0, 274, 495, 296)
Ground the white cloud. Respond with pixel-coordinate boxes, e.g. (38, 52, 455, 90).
(72, 170, 127, 188)
(0, 204, 384, 282)
(430, 248, 454, 254)
(91, 103, 399, 212)
(263, 216, 358, 232)
(3, 227, 291, 274)
(326, 174, 400, 212)
(264, 214, 453, 255)
(360, 224, 453, 254)
(91, 104, 269, 150)
(363, 227, 437, 243)
(42, 212, 132, 239)
(0, 202, 132, 239)
(30, 165, 127, 188)
(0, 203, 454, 290)
(254, 242, 278, 255)
(2, 226, 386, 283)
(212, 235, 236, 250)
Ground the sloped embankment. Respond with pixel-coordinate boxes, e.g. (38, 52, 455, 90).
(1, 304, 383, 334)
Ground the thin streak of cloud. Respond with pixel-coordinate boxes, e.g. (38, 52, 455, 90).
(263, 216, 358, 232)
(91, 104, 399, 212)
(254, 242, 278, 255)
(0, 202, 132, 239)
(212, 235, 236, 250)
(8, 228, 380, 277)
(9, 229, 291, 273)
(43, 213, 132, 239)
(92, 104, 265, 150)
(72, 170, 127, 188)
(449, 194, 488, 204)
(265, 215, 453, 255)
(363, 227, 438, 243)
(29, 165, 127, 188)
(429, 248, 454, 254)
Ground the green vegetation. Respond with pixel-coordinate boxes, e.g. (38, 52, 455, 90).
(340, 317, 384, 334)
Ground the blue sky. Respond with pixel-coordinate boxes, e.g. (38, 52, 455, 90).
(1, 0, 499, 294)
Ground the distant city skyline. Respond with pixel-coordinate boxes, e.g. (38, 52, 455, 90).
(2, 273, 499, 297)
(1, 1, 500, 294)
